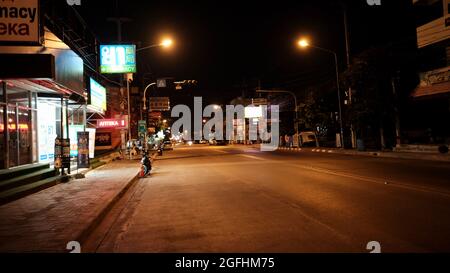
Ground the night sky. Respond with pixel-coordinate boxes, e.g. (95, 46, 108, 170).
(78, 0, 417, 103)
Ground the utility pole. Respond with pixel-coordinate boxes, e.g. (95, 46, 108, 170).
(392, 74, 402, 148)
(343, 2, 356, 149)
(107, 0, 133, 155)
(107, 0, 132, 44)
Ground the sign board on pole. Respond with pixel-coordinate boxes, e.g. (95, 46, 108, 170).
(138, 120, 147, 134)
(157, 79, 167, 88)
(100, 45, 136, 74)
(149, 97, 170, 112)
(0, 0, 40, 43)
(138, 120, 147, 140)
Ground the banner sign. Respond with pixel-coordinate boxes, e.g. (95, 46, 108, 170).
(77, 132, 90, 169)
(0, 0, 40, 43)
(55, 138, 71, 169)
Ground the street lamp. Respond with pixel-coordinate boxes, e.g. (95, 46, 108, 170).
(136, 38, 174, 52)
(161, 39, 173, 48)
(297, 38, 345, 148)
(298, 39, 310, 48)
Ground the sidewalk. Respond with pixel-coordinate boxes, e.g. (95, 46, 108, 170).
(0, 160, 140, 253)
(276, 146, 450, 162)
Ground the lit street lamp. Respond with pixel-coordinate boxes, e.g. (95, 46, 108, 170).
(136, 38, 174, 52)
(298, 38, 345, 148)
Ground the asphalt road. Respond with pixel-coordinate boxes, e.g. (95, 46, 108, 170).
(85, 145, 450, 253)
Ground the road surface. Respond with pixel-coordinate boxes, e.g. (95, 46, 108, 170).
(85, 145, 450, 253)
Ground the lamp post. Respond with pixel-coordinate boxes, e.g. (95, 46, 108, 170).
(256, 89, 299, 136)
(137, 38, 174, 153)
(136, 39, 173, 52)
(298, 39, 345, 148)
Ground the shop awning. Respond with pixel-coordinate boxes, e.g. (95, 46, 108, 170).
(412, 81, 450, 98)
(2, 79, 86, 103)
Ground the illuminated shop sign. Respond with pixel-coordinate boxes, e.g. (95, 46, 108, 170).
(100, 44, 136, 74)
(89, 78, 107, 113)
(0, 0, 40, 43)
(97, 118, 127, 129)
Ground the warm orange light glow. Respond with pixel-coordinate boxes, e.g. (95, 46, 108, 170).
(0, 124, 29, 132)
(161, 39, 173, 48)
(298, 39, 310, 48)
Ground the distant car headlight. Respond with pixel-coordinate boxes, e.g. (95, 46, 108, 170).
(188, 141, 193, 146)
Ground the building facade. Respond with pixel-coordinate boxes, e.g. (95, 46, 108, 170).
(0, 0, 112, 170)
(408, 0, 450, 145)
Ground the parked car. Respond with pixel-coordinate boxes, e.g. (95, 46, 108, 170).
(299, 132, 319, 147)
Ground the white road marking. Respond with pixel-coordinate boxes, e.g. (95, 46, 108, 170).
(240, 154, 266, 161)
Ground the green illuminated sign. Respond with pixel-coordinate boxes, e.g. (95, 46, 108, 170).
(100, 45, 136, 74)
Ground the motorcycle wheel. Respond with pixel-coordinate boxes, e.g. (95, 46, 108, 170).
(139, 165, 148, 178)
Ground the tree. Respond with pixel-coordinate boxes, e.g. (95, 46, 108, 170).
(342, 46, 396, 149)
(298, 81, 337, 143)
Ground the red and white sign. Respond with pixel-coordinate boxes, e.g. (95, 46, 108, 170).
(97, 119, 127, 129)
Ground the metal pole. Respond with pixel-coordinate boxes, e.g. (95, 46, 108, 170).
(343, 4, 356, 149)
(142, 83, 156, 153)
(15, 103, 19, 166)
(60, 96, 65, 176)
(2, 81, 9, 169)
(334, 52, 345, 149)
(127, 78, 132, 160)
(392, 76, 401, 147)
(66, 99, 70, 175)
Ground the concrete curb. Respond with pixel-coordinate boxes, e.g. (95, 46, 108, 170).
(295, 148, 450, 163)
(74, 171, 140, 246)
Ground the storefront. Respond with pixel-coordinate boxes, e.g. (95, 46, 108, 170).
(0, 29, 85, 170)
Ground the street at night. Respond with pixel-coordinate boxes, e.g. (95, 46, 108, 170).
(1, 0, 450, 271)
(84, 145, 450, 253)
